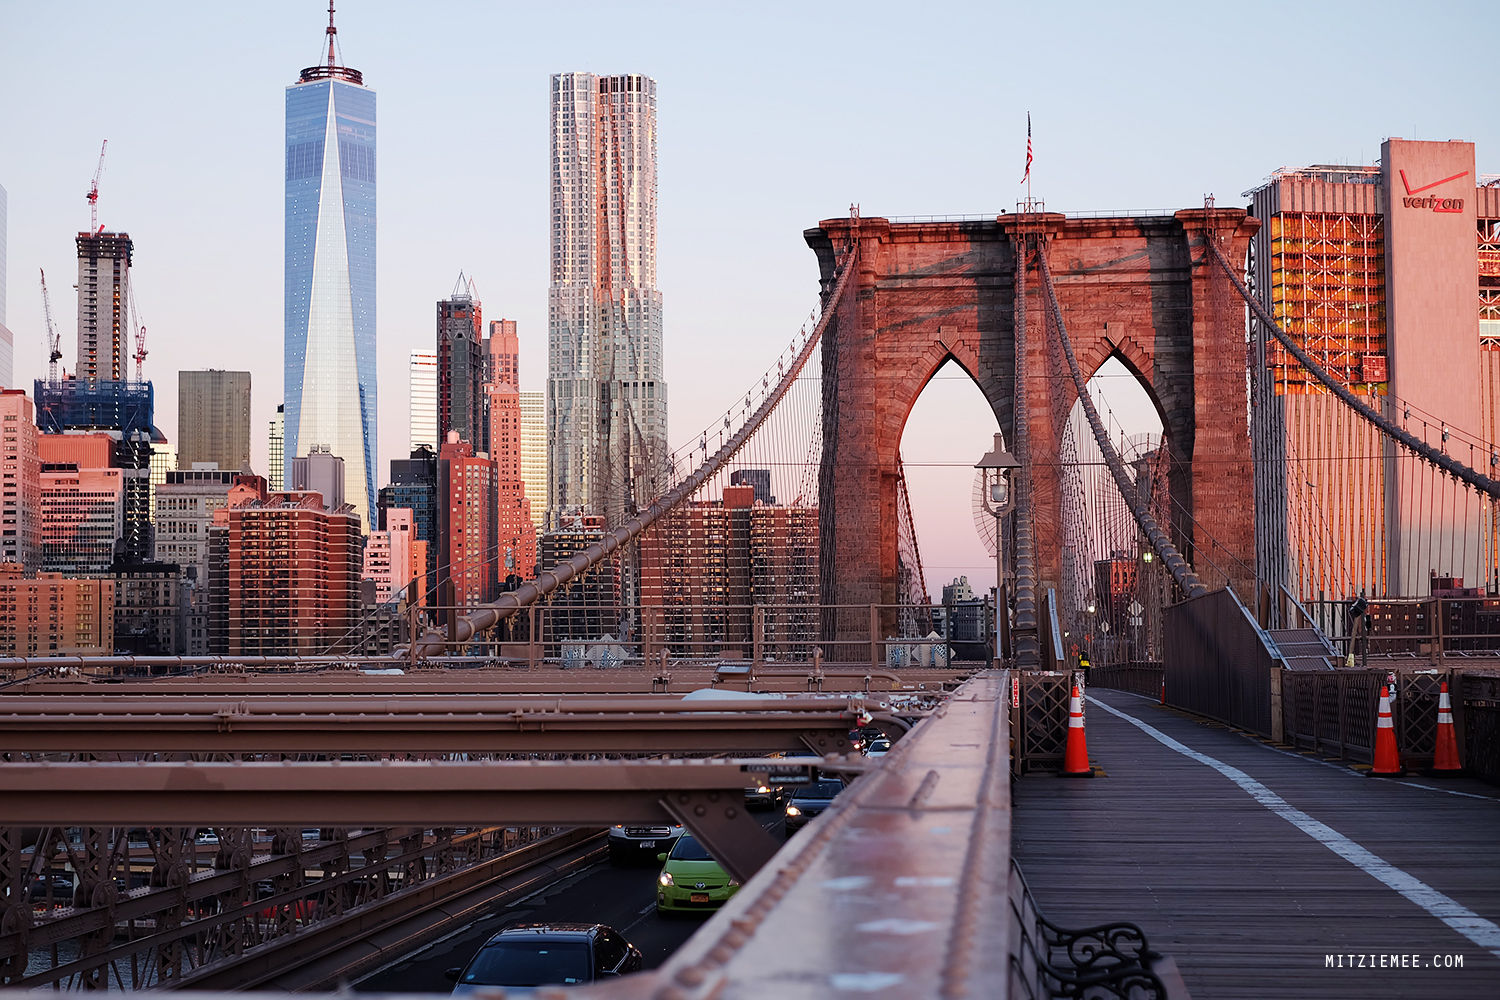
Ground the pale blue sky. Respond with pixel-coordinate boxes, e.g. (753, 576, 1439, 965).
(2, 0, 1494, 594)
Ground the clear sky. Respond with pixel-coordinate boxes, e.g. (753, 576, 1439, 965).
(2, 0, 1495, 598)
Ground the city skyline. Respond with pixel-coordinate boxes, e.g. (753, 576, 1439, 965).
(2, 0, 1496, 597)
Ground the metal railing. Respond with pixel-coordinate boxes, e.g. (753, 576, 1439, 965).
(1280, 667, 1458, 767)
(1089, 664, 1164, 700)
(400, 601, 977, 673)
(1163, 589, 1274, 737)
(1303, 595, 1500, 660)
(1, 824, 580, 990)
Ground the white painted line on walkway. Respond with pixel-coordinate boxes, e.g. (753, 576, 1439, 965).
(1088, 694, 1500, 959)
(1101, 689, 1500, 802)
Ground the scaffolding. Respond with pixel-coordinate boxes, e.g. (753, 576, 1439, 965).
(1268, 212, 1388, 394)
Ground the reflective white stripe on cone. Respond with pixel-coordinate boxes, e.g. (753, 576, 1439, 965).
(1371, 684, 1403, 776)
(1432, 680, 1462, 773)
(1063, 684, 1091, 775)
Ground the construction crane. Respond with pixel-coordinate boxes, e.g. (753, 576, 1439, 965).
(128, 279, 148, 381)
(40, 269, 63, 381)
(87, 139, 108, 233)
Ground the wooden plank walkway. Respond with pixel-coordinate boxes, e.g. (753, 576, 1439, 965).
(1012, 687, 1500, 999)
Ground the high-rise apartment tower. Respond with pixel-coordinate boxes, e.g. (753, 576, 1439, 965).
(0, 182, 11, 388)
(548, 72, 667, 529)
(284, 5, 376, 532)
(437, 279, 486, 451)
(268, 404, 284, 491)
(75, 231, 133, 383)
(178, 370, 251, 472)
(409, 351, 437, 453)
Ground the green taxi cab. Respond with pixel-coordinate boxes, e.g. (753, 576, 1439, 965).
(655, 834, 740, 915)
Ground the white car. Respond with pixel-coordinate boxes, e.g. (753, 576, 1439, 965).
(607, 823, 683, 864)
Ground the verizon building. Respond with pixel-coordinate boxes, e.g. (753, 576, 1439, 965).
(1246, 139, 1500, 599)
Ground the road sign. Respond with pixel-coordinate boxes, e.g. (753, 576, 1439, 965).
(1127, 600, 1143, 617)
(1100, 621, 1110, 633)
(1129, 616, 1143, 627)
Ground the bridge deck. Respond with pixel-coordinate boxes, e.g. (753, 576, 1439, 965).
(1013, 688, 1500, 999)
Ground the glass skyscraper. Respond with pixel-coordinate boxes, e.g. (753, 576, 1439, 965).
(284, 10, 376, 531)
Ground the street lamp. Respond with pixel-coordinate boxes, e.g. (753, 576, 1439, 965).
(975, 433, 1020, 664)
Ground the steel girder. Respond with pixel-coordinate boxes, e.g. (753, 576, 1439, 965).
(0, 694, 868, 755)
(0, 758, 830, 883)
(0, 663, 976, 696)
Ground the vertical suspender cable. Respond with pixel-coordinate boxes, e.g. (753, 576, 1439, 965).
(1035, 241, 1207, 600)
(1011, 234, 1040, 668)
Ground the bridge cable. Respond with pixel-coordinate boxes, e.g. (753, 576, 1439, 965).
(1011, 231, 1041, 668)
(1205, 239, 1500, 499)
(1033, 243, 1209, 599)
(405, 224, 862, 657)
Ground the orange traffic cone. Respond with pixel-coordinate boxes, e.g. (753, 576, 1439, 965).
(1430, 681, 1462, 775)
(1063, 684, 1092, 776)
(1370, 685, 1404, 776)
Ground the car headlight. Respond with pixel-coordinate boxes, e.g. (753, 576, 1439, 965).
(785, 805, 801, 817)
(728, 878, 741, 888)
(658, 872, 674, 887)
(756, 784, 770, 794)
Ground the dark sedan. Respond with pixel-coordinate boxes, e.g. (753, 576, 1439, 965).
(446, 922, 641, 994)
(783, 778, 845, 835)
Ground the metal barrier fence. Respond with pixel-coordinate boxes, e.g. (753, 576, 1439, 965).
(1163, 589, 1274, 737)
(1305, 595, 1500, 658)
(1461, 672, 1500, 784)
(1010, 671, 1074, 774)
(1088, 663, 1163, 699)
(1280, 668, 1460, 768)
(400, 601, 967, 672)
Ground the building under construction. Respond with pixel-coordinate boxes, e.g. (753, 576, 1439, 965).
(74, 231, 135, 383)
(33, 377, 164, 565)
(1245, 138, 1500, 600)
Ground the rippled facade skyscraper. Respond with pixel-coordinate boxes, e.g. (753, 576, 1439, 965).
(548, 72, 666, 530)
(284, 8, 376, 531)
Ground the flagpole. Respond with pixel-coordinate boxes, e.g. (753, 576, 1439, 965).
(1021, 112, 1034, 213)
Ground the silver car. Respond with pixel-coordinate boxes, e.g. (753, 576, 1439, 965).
(607, 823, 683, 864)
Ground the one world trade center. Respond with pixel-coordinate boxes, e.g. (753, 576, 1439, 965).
(284, 3, 376, 530)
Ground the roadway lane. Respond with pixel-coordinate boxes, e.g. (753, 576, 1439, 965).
(357, 812, 788, 993)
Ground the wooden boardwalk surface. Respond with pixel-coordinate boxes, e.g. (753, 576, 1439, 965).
(1012, 688, 1500, 999)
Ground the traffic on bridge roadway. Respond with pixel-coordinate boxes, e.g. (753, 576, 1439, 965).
(1014, 687, 1500, 1000)
(353, 807, 790, 994)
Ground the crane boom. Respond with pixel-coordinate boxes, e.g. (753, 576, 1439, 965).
(87, 139, 108, 233)
(128, 279, 148, 381)
(40, 269, 63, 382)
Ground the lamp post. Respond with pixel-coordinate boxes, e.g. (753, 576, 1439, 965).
(975, 433, 1020, 665)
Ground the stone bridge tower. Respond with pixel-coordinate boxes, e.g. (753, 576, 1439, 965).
(807, 209, 1260, 650)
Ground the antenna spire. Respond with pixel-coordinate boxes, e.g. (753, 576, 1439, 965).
(326, 1, 338, 69)
(298, 1, 362, 85)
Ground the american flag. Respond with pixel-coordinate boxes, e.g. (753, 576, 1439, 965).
(1021, 113, 1032, 184)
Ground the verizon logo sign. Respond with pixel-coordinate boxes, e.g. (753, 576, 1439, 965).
(1399, 168, 1469, 214)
